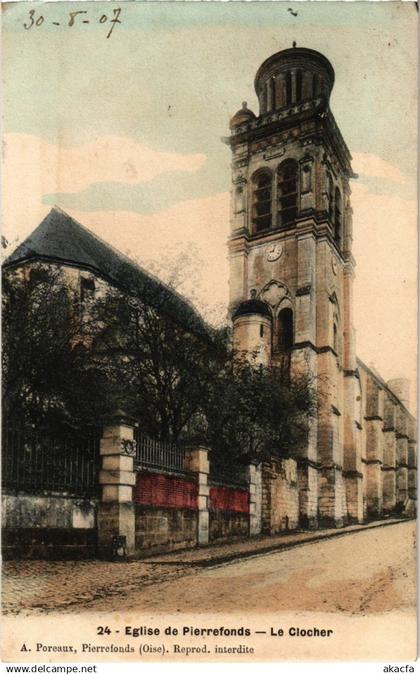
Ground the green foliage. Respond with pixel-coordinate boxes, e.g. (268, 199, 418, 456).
(203, 354, 318, 467)
(90, 285, 221, 441)
(3, 264, 317, 462)
(2, 264, 117, 432)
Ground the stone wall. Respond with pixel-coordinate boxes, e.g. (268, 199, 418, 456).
(2, 494, 97, 559)
(318, 467, 346, 528)
(297, 463, 319, 529)
(134, 505, 197, 554)
(209, 509, 249, 542)
(133, 470, 199, 554)
(208, 482, 250, 542)
(262, 457, 299, 533)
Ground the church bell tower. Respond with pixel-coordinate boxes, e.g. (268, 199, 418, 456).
(226, 46, 362, 528)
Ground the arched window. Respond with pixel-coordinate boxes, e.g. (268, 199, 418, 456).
(328, 174, 334, 220)
(265, 81, 270, 113)
(270, 77, 276, 111)
(278, 308, 294, 352)
(286, 72, 292, 105)
(252, 171, 272, 232)
(312, 73, 318, 98)
(296, 70, 302, 102)
(277, 161, 298, 227)
(333, 323, 338, 353)
(260, 85, 267, 114)
(334, 187, 342, 244)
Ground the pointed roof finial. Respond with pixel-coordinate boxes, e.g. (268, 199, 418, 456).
(293, 41, 297, 48)
(242, 101, 248, 110)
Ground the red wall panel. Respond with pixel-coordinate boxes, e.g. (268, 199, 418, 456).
(210, 485, 249, 513)
(135, 472, 198, 510)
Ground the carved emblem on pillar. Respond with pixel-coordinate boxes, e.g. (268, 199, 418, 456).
(120, 438, 137, 457)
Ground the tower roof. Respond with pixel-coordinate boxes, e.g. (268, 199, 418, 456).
(254, 46, 335, 92)
(3, 207, 210, 339)
(230, 101, 256, 130)
(232, 299, 272, 320)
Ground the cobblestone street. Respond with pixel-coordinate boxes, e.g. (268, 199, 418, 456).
(2, 520, 415, 616)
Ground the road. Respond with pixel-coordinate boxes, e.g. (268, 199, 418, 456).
(2, 520, 415, 616)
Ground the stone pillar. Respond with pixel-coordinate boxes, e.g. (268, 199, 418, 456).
(364, 418, 384, 518)
(294, 233, 316, 345)
(297, 459, 319, 529)
(382, 430, 397, 514)
(396, 434, 409, 507)
(97, 411, 137, 558)
(247, 460, 262, 536)
(408, 420, 417, 502)
(394, 406, 409, 510)
(342, 262, 363, 524)
(316, 349, 346, 528)
(184, 446, 210, 545)
(228, 239, 249, 306)
(292, 231, 320, 529)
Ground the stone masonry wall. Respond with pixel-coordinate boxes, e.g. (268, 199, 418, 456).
(262, 457, 299, 533)
(209, 510, 249, 542)
(318, 467, 346, 527)
(2, 494, 97, 559)
(297, 463, 319, 529)
(134, 505, 197, 555)
(208, 483, 250, 542)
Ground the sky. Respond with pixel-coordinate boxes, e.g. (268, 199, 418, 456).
(2, 0, 418, 408)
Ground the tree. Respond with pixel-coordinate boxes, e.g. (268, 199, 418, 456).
(202, 353, 318, 470)
(3, 261, 317, 465)
(2, 264, 117, 432)
(90, 284, 222, 442)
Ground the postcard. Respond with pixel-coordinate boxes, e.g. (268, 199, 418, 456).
(1, 0, 417, 665)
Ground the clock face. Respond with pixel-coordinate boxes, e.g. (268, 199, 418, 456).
(266, 243, 282, 262)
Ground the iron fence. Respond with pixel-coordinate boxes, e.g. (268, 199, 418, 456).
(2, 426, 100, 496)
(134, 431, 185, 473)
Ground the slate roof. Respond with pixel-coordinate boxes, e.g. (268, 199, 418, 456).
(232, 299, 272, 320)
(3, 207, 210, 339)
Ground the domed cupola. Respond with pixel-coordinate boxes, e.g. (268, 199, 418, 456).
(254, 44, 335, 115)
(230, 101, 256, 130)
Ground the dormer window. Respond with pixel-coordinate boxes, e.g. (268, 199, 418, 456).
(252, 171, 272, 233)
(80, 277, 95, 304)
(278, 161, 298, 227)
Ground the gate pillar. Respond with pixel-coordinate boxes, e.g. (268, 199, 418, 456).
(184, 445, 210, 545)
(97, 410, 137, 558)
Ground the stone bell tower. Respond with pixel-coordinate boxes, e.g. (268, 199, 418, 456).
(226, 46, 362, 528)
